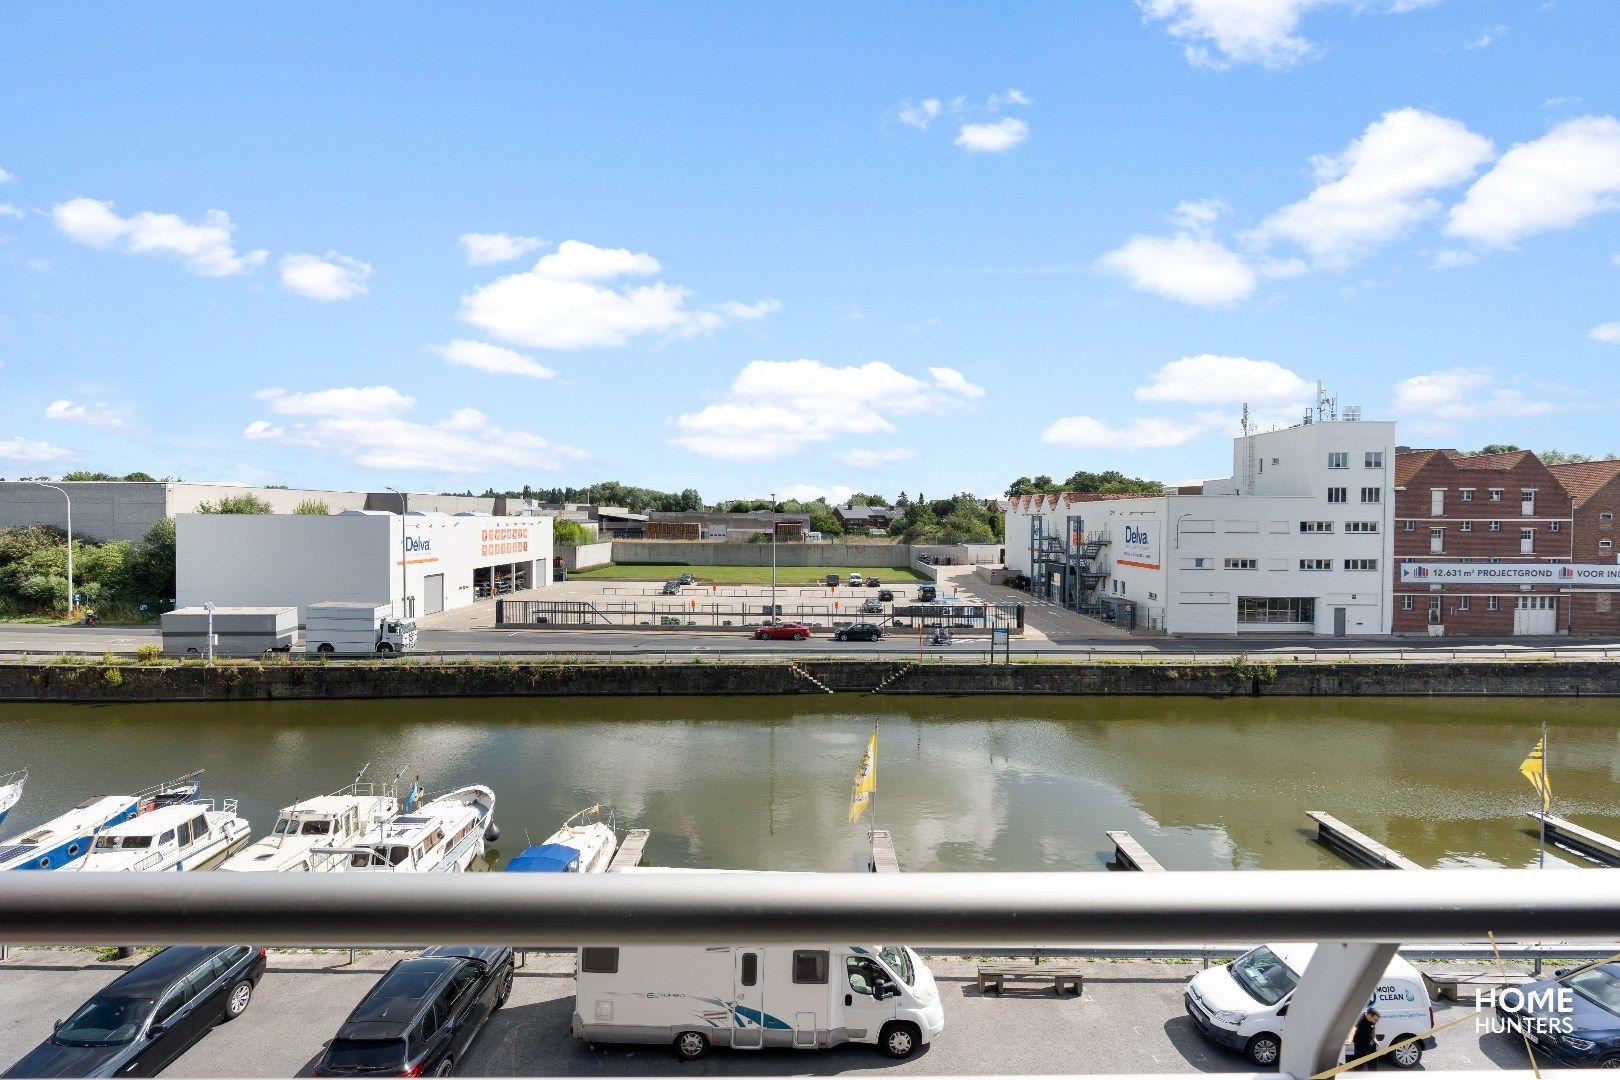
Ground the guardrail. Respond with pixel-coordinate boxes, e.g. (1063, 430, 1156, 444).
(1, 869, 1614, 1078)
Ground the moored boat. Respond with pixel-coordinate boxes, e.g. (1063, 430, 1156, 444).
(317, 784, 496, 873)
(0, 769, 25, 828)
(81, 798, 252, 872)
(0, 770, 206, 872)
(506, 804, 619, 874)
(220, 766, 411, 873)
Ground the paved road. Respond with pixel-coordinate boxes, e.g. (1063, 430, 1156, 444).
(0, 950, 1531, 1076)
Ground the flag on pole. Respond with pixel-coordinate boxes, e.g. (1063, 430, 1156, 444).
(1520, 736, 1551, 812)
(848, 728, 877, 823)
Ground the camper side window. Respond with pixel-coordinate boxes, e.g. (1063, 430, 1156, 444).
(581, 948, 619, 973)
(792, 951, 829, 984)
(846, 957, 877, 996)
(740, 954, 758, 986)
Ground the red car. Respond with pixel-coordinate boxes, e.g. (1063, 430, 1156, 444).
(754, 622, 812, 641)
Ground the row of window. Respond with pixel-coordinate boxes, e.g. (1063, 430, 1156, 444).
(1216, 557, 1378, 571)
(1402, 595, 1504, 612)
(1326, 452, 1384, 469)
(582, 948, 834, 985)
(1327, 487, 1381, 504)
(1405, 520, 1564, 532)
(1300, 520, 1380, 533)
(1236, 597, 1317, 623)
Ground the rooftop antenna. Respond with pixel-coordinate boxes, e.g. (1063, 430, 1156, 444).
(1241, 403, 1256, 496)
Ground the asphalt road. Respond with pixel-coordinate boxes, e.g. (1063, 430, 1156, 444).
(0, 950, 1530, 1077)
(1, 622, 1616, 659)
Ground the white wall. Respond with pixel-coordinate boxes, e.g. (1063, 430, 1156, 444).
(177, 513, 396, 622)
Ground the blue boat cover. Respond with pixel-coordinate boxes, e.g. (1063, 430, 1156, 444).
(506, 843, 581, 873)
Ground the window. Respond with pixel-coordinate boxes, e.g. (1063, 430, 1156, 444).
(160, 829, 176, 846)
(1299, 558, 1332, 571)
(1461, 489, 1474, 502)
(581, 948, 619, 973)
(152, 984, 190, 1026)
(1521, 528, 1535, 554)
(1489, 488, 1503, 502)
(1328, 487, 1347, 503)
(1344, 559, 1378, 571)
(1403, 520, 1415, 532)
(792, 951, 829, 984)
(1522, 489, 1536, 513)
(1365, 451, 1383, 468)
(1224, 558, 1258, 570)
(1549, 521, 1560, 532)
(1487, 596, 1499, 611)
(1401, 595, 1413, 611)
(1345, 521, 1378, 533)
(741, 954, 758, 986)
(1458, 596, 1471, 612)
(1489, 520, 1501, 532)
(1328, 452, 1349, 469)
(1460, 521, 1473, 532)
(1299, 521, 1333, 533)
(1361, 487, 1381, 504)
(846, 957, 881, 997)
(449, 964, 481, 1005)
(1431, 489, 1445, 515)
(1603, 512, 1615, 523)
(1237, 597, 1316, 623)
(1428, 597, 1442, 624)
(1601, 540, 1613, 550)
(1430, 527, 1445, 553)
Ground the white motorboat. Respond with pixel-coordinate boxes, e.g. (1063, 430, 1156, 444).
(505, 805, 619, 874)
(0, 770, 25, 828)
(0, 770, 205, 872)
(220, 768, 407, 873)
(319, 784, 496, 874)
(81, 799, 252, 872)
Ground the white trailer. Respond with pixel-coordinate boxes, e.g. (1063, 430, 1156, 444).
(161, 606, 296, 657)
(571, 942, 944, 1060)
(304, 601, 417, 657)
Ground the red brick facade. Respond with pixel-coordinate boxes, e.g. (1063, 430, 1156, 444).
(1548, 461, 1620, 636)
(1392, 450, 1574, 635)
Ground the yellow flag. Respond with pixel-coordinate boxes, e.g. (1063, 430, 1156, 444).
(1520, 736, 1550, 812)
(848, 728, 877, 823)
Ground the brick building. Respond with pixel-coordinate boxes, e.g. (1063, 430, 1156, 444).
(1392, 449, 1575, 635)
(1547, 460, 1620, 635)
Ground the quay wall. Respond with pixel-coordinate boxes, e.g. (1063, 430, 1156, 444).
(2, 659, 1617, 702)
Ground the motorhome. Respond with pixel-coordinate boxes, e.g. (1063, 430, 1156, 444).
(1184, 943, 1436, 1068)
(571, 942, 943, 1060)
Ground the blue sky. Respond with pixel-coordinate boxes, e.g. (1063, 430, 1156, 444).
(1, 1, 1617, 503)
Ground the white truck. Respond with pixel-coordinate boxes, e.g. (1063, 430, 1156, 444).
(304, 602, 417, 657)
(571, 942, 944, 1060)
(161, 606, 296, 657)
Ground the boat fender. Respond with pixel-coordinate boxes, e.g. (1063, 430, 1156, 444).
(484, 823, 500, 843)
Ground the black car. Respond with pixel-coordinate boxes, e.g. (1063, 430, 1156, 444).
(4, 946, 266, 1078)
(314, 946, 514, 1077)
(834, 623, 884, 642)
(877, 589, 895, 602)
(678, 572, 695, 585)
(865, 576, 882, 587)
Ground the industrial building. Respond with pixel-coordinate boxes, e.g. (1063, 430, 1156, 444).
(176, 510, 553, 622)
(1006, 412, 1397, 635)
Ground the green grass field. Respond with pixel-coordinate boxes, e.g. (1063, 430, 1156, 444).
(568, 563, 927, 584)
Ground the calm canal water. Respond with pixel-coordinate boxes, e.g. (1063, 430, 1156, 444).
(2, 696, 1617, 872)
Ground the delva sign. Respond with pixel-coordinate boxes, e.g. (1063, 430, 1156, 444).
(1400, 562, 1620, 585)
(1117, 520, 1160, 571)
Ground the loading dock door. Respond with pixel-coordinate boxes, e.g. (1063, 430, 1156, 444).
(424, 573, 445, 615)
(1513, 595, 1556, 635)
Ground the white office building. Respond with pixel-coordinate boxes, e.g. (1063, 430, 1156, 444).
(1006, 417, 1396, 635)
(176, 511, 553, 622)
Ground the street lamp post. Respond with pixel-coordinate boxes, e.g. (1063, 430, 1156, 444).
(387, 487, 409, 619)
(769, 491, 777, 623)
(203, 601, 216, 668)
(27, 482, 73, 617)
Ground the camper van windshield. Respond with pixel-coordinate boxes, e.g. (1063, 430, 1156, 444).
(878, 946, 914, 987)
(1230, 947, 1299, 1006)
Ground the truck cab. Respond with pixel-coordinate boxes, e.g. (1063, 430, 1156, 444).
(381, 619, 417, 652)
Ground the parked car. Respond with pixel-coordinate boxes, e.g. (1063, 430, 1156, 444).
(848, 572, 863, 587)
(313, 946, 515, 1078)
(661, 580, 682, 595)
(860, 598, 884, 614)
(1495, 961, 1620, 1068)
(865, 576, 881, 588)
(678, 572, 695, 585)
(878, 589, 895, 602)
(835, 623, 884, 642)
(917, 584, 937, 603)
(754, 623, 811, 641)
(825, 573, 840, 586)
(4, 946, 266, 1078)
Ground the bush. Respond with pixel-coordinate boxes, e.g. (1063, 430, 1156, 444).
(17, 573, 68, 610)
(135, 643, 161, 663)
(553, 519, 591, 545)
(294, 500, 330, 515)
(196, 494, 272, 514)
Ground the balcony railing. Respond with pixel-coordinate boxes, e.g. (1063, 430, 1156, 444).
(3, 868, 1614, 1079)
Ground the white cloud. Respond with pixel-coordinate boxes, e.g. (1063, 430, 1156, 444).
(434, 339, 557, 379)
(955, 117, 1028, 153)
(671, 360, 983, 461)
(0, 166, 13, 183)
(51, 197, 267, 277)
(458, 239, 777, 350)
(1432, 248, 1478, 268)
(1042, 414, 1205, 450)
(244, 384, 587, 475)
(254, 385, 415, 418)
(897, 99, 942, 130)
(1392, 368, 1560, 421)
(1136, 354, 1312, 404)
(458, 232, 545, 266)
(278, 251, 372, 301)
(988, 87, 1032, 111)
(43, 399, 127, 430)
(0, 434, 73, 462)
(838, 447, 917, 468)
(0, 203, 21, 219)
(1251, 108, 1494, 268)
(1463, 25, 1504, 50)
(775, 484, 858, 505)
(1446, 116, 1620, 249)
(1097, 231, 1257, 306)
(1589, 322, 1620, 344)
(1138, 0, 1435, 70)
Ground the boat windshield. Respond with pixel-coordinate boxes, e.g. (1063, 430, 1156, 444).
(53, 996, 154, 1047)
(348, 845, 410, 867)
(95, 835, 152, 850)
(1568, 968, 1620, 1016)
(300, 819, 333, 835)
(878, 947, 915, 987)
(1229, 947, 1299, 1006)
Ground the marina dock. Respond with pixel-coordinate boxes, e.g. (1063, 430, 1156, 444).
(1307, 811, 1425, 870)
(1105, 830, 1165, 871)
(869, 829, 900, 872)
(1529, 813, 1620, 866)
(607, 829, 650, 871)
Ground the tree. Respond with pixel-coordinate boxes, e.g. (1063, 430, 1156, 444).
(294, 499, 330, 515)
(195, 494, 273, 514)
(127, 519, 176, 603)
(1464, 444, 1522, 456)
(1538, 450, 1595, 465)
(553, 519, 592, 545)
(1007, 470, 1157, 496)
(60, 471, 158, 482)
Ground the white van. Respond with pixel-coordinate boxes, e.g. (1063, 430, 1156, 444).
(571, 944, 944, 1060)
(1184, 943, 1436, 1069)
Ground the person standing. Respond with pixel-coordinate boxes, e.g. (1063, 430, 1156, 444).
(1350, 1007, 1382, 1070)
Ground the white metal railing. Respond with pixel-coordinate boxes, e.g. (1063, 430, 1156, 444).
(2, 869, 1617, 1077)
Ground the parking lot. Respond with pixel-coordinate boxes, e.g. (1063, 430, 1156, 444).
(0, 949, 1533, 1076)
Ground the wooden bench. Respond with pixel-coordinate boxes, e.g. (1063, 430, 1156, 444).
(1421, 970, 1530, 1003)
(976, 964, 1084, 996)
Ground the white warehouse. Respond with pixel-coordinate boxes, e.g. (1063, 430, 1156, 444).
(176, 511, 553, 622)
(1006, 417, 1396, 636)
